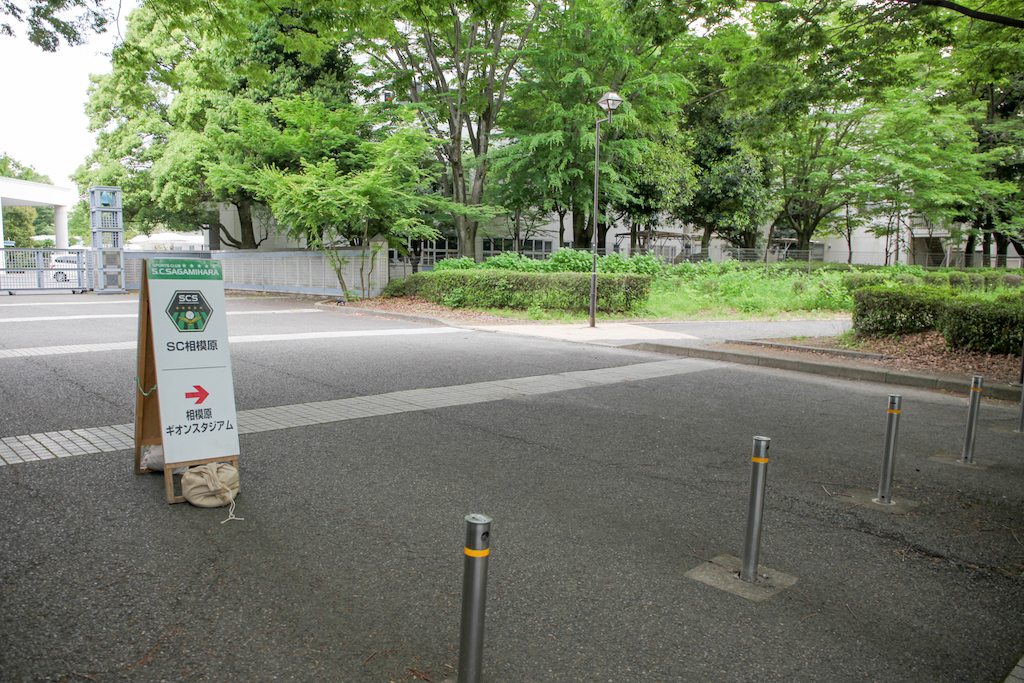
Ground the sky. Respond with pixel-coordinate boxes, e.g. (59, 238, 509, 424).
(0, 4, 135, 193)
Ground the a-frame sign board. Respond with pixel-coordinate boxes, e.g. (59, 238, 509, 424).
(134, 258, 240, 503)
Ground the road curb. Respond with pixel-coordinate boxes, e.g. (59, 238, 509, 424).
(623, 342, 1024, 402)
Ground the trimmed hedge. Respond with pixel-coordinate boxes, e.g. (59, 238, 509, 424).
(942, 299, 1024, 355)
(853, 285, 1024, 354)
(852, 286, 949, 336)
(383, 270, 651, 313)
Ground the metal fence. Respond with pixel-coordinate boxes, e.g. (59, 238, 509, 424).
(717, 248, 1024, 269)
(0, 248, 90, 293)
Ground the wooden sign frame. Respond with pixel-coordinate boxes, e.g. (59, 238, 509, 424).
(134, 259, 239, 503)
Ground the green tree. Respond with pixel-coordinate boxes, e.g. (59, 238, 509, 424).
(493, 0, 697, 252)
(255, 117, 449, 299)
(729, 1, 946, 251)
(943, 5, 1024, 265)
(77, 5, 355, 248)
(670, 79, 775, 251)
(356, 0, 540, 260)
(853, 87, 1006, 264)
(3, 205, 36, 247)
(2, 0, 111, 50)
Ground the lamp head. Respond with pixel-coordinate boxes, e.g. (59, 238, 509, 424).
(597, 92, 624, 112)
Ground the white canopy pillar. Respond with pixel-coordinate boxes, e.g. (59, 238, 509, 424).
(0, 177, 77, 247)
(54, 205, 69, 248)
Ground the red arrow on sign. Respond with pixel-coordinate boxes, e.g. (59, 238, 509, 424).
(185, 385, 210, 404)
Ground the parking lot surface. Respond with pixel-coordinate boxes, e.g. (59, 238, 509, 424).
(1, 293, 1022, 682)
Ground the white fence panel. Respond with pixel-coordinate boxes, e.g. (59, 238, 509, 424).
(124, 248, 389, 298)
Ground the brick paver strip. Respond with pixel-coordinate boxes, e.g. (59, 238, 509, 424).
(17, 436, 57, 460)
(29, 434, 73, 458)
(3, 437, 38, 462)
(0, 358, 719, 463)
(71, 429, 120, 452)
(0, 441, 21, 464)
(1004, 657, 1024, 683)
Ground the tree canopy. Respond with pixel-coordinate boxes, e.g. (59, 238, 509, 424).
(56, 0, 1024, 261)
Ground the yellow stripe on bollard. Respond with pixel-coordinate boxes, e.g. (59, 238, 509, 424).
(751, 457, 769, 463)
(465, 547, 490, 557)
(887, 409, 901, 414)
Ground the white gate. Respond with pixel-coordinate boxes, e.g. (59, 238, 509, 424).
(1, 248, 90, 294)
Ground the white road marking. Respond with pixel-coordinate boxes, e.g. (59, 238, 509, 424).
(0, 308, 320, 323)
(0, 327, 462, 358)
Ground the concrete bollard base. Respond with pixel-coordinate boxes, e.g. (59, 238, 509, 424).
(839, 488, 922, 514)
(929, 452, 994, 470)
(685, 554, 797, 603)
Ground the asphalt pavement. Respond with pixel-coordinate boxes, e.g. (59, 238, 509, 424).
(1, 292, 1022, 683)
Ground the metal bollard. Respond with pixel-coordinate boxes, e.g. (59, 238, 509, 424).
(961, 376, 983, 464)
(458, 514, 492, 683)
(740, 437, 770, 583)
(874, 395, 902, 505)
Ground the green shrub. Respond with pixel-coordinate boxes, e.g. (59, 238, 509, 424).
(842, 271, 891, 291)
(792, 280, 807, 295)
(480, 252, 543, 271)
(966, 273, 985, 291)
(622, 253, 665, 277)
(1002, 273, 1023, 288)
(996, 292, 1024, 304)
(597, 252, 631, 273)
(941, 299, 1024, 354)
(393, 270, 650, 312)
(433, 256, 477, 271)
(852, 286, 949, 335)
(542, 249, 592, 273)
(382, 277, 412, 297)
(947, 272, 969, 290)
(921, 272, 950, 288)
(982, 271, 1003, 291)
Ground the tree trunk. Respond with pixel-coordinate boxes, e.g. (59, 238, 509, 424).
(964, 233, 976, 267)
(207, 223, 221, 250)
(795, 229, 813, 252)
(212, 223, 242, 249)
(236, 197, 259, 250)
(983, 230, 992, 268)
(1010, 238, 1024, 258)
(995, 232, 1008, 268)
(572, 204, 590, 248)
(410, 240, 423, 274)
(513, 210, 522, 253)
(700, 224, 713, 251)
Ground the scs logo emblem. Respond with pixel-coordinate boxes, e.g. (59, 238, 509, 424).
(166, 291, 213, 332)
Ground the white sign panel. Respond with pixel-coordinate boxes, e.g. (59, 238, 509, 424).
(146, 258, 240, 465)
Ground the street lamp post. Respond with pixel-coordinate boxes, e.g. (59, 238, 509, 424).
(590, 91, 624, 328)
